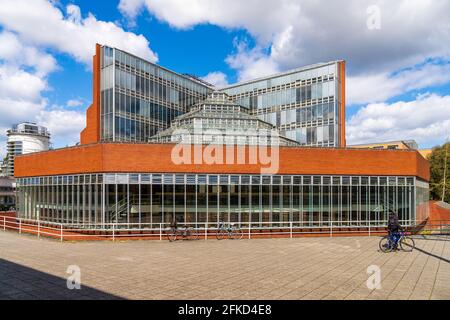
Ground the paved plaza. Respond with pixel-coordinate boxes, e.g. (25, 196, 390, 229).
(0, 231, 449, 300)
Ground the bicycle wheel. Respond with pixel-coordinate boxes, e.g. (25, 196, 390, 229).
(379, 236, 393, 253)
(217, 229, 227, 240)
(231, 228, 244, 240)
(400, 236, 415, 252)
(186, 227, 200, 240)
(167, 229, 177, 242)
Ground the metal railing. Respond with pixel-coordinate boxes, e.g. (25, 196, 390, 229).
(2, 215, 449, 242)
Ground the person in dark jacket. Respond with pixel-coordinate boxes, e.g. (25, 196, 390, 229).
(387, 210, 402, 249)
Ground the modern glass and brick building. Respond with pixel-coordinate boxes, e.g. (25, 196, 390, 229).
(81, 44, 345, 148)
(85, 45, 212, 144)
(13, 44, 430, 230)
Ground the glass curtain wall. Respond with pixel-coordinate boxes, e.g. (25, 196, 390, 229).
(221, 62, 340, 147)
(100, 46, 212, 142)
(17, 174, 426, 229)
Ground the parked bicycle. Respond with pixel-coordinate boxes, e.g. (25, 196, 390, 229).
(167, 226, 199, 242)
(379, 229, 415, 253)
(216, 221, 244, 240)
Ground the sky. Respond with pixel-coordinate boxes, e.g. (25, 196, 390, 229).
(0, 0, 450, 159)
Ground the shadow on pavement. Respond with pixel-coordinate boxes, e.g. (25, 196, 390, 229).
(411, 241, 450, 265)
(0, 258, 124, 300)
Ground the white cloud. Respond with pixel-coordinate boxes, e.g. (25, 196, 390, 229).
(0, 97, 46, 126)
(0, 65, 48, 102)
(118, 0, 146, 22)
(66, 99, 84, 108)
(347, 62, 450, 105)
(66, 4, 82, 25)
(0, 0, 158, 65)
(0, 0, 160, 155)
(201, 72, 229, 88)
(0, 31, 57, 77)
(119, 0, 300, 44)
(0, 88, 82, 158)
(347, 93, 450, 148)
(0, 97, 85, 153)
(36, 108, 85, 147)
(120, 0, 450, 92)
(0, 96, 47, 159)
(225, 39, 280, 82)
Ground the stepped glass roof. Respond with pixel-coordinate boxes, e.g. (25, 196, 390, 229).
(149, 92, 299, 146)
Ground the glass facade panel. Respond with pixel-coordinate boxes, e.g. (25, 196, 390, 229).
(16, 174, 427, 231)
(221, 62, 342, 147)
(100, 46, 212, 142)
(98, 45, 343, 148)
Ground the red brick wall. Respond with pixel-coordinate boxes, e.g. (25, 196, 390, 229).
(15, 143, 430, 181)
(15, 144, 104, 177)
(338, 61, 346, 148)
(80, 44, 101, 145)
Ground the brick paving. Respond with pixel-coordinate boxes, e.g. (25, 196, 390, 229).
(0, 231, 449, 300)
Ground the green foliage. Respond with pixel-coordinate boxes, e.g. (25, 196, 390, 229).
(429, 142, 450, 202)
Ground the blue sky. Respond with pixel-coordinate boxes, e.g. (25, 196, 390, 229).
(1, 0, 450, 158)
(47, 0, 242, 105)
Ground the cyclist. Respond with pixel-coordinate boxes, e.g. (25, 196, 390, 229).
(387, 210, 402, 250)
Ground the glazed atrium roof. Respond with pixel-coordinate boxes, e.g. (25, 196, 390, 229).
(149, 92, 299, 146)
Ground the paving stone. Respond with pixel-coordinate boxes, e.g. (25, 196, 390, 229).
(0, 231, 449, 300)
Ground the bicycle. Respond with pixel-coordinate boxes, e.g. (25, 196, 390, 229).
(167, 226, 199, 242)
(379, 229, 415, 253)
(216, 221, 244, 240)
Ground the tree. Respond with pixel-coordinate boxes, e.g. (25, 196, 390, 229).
(429, 142, 450, 203)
